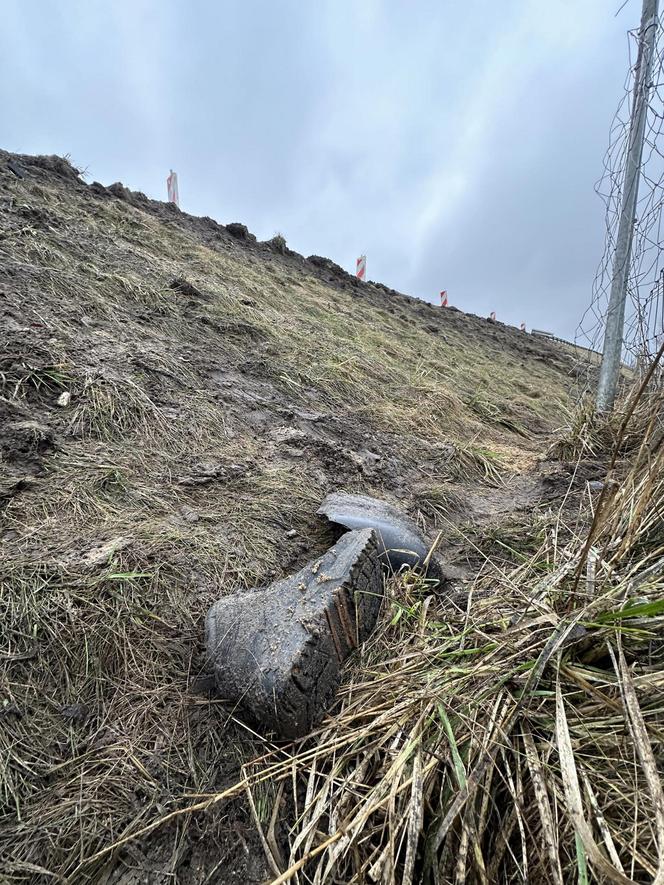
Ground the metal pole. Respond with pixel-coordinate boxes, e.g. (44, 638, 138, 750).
(596, 0, 659, 411)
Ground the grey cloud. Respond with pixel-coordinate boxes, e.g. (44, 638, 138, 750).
(0, 0, 638, 339)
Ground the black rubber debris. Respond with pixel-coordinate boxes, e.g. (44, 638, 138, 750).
(317, 492, 444, 579)
(168, 277, 209, 300)
(205, 528, 383, 739)
(7, 161, 25, 179)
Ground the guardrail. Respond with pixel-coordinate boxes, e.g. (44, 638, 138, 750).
(530, 329, 603, 358)
(529, 329, 635, 373)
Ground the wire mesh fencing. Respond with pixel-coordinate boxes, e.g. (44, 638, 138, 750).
(578, 13, 664, 388)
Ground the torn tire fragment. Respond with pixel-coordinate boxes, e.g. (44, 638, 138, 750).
(7, 161, 25, 179)
(317, 492, 443, 579)
(205, 528, 382, 739)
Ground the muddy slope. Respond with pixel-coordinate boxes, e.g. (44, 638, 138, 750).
(0, 150, 578, 883)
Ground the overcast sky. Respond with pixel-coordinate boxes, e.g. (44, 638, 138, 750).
(1, 1, 639, 338)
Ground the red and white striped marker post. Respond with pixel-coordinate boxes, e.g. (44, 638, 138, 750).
(167, 170, 179, 207)
(356, 254, 366, 281)
(489, 311, 496, 321)
(440, 290, 448, 307)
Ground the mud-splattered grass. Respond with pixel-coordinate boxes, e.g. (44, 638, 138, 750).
(0, 557, 260, 882)
(0, 152, 586, 882)
(233, 382, 664, 884)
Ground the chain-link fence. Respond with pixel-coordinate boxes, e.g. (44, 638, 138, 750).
(578, 14, 664, 380)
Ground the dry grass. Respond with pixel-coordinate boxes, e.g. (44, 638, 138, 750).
(1, 160, 571, 464)
(548, 397, 614, 462)
(441, 441, 506, 487)
(0, 554, 243, 882)
(30, 376, 663, 885)
(0, 154, 632, 883)
(224, 380, 664, 884)
(217, 384, 664, 883)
